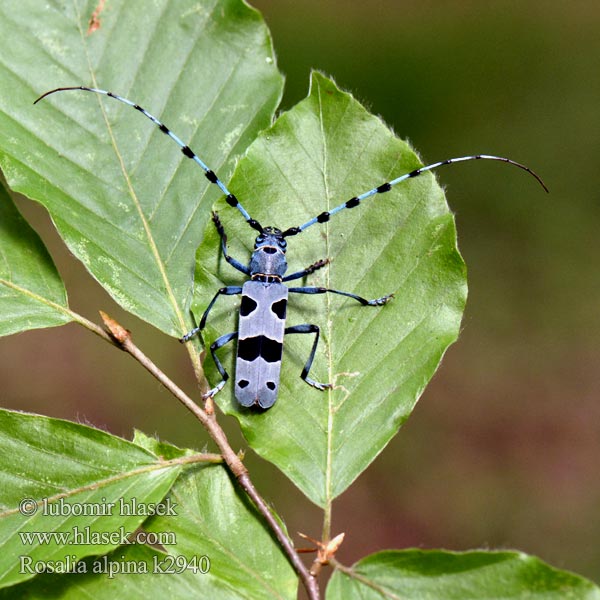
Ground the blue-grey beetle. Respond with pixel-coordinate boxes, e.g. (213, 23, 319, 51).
(35, 86, 547, 409)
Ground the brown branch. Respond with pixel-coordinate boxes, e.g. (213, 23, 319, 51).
(98, 312, 320, 600)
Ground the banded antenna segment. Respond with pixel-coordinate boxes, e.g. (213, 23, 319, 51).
(282, 154, 548, 237)
(34, 86, 263, 233)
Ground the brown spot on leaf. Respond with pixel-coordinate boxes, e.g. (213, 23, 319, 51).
(87, 0, 106, 35)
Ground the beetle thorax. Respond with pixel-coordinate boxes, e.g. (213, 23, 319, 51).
(249, 227, 288, 279)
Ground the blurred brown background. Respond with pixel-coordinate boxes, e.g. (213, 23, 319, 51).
(2, 0, 599, 586)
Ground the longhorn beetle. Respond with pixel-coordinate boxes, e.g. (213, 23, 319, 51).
(35, 86, 548, 409)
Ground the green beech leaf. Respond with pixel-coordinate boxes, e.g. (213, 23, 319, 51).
(194, 72, 467, 506)
(142, 463, 297, 598)
(0, 458, 297, 599)
(0, 181, 71, 335)
(326, 549, 600, 599)
(132, 429, 197, 461)
(0, 0, 283, 336)
(0, 408, 183, 588)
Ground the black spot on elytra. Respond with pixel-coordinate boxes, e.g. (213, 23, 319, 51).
(238, 336, 282, 363)
(240, 296, 258, 317)
(270, 298, 287, 320)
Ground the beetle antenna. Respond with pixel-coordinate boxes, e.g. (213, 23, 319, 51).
(282, 154, 548, 237)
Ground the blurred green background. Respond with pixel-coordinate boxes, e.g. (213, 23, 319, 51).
(2, 0, 599, 585)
